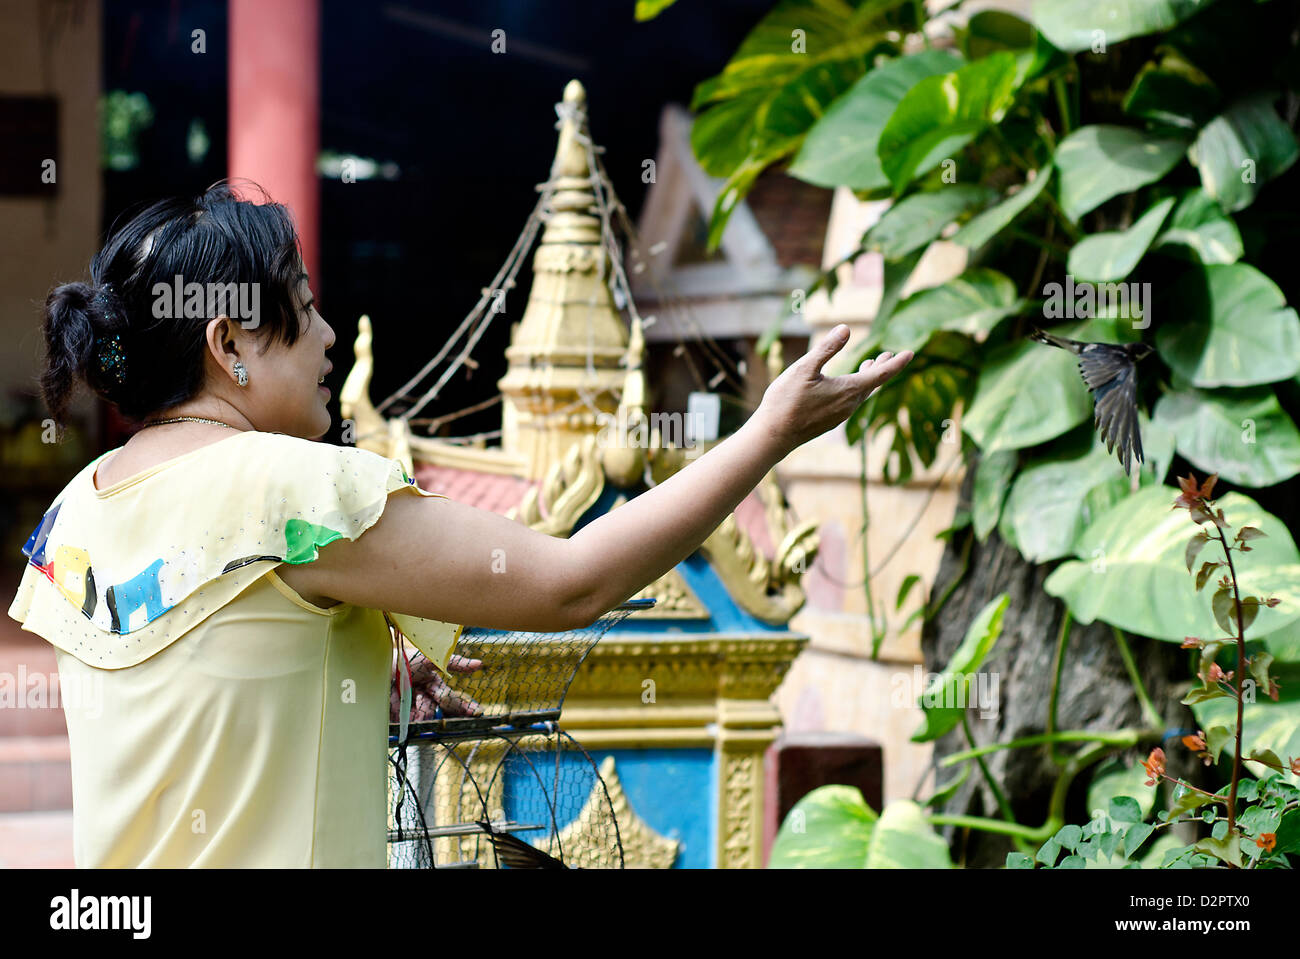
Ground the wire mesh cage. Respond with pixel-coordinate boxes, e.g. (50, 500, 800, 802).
(386, 598, 654, 868)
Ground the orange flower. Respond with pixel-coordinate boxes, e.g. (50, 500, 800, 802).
(1182, 731, 1207, 751)
(1143, 747, 1166, 786)
(1256, 833, 1276, 852)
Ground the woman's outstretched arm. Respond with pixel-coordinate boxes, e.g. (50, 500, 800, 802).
(296, 328, 912, 632)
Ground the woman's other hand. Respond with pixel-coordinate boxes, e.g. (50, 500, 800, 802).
(390, 653, 485, 722)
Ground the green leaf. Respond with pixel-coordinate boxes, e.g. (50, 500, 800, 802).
(767, 784, 877, 868)
(925, 761, 971, 808)
(1212, 585, 1236, 637)
(1249, 651, 1275, 691)
(862, 799, 953, 868)
(1122, 47, 1220, 131)
(846, 330, 976, 484)
(791, 48, 966, 191)
(1006, 852, 1035, 869)
(972, 449, 1018, 541)
(1035, 837, 1061, 866)
(1088, 760, 1156, 822)
(877, 50, 1033, 194)
(1165, 786, 1220, 821)
(1028, 0, 1220, 53)
(1067, 196, 1177, 283)
(1109, 796, 1143, 823)
(1002, 432, 1133, 562)
(1189, 92, 1300, 213)
(962, 9, 1035, 59)
(1051, 125, 1189, 223)
(912, 593, 1009, 742)
(1185, 531, 1209, 573)
(896, 573, 921, 611)
(1156, 263, 1300, 388)
(1043, 487, 1300, 643)
(1182, 685, 1231, 705)
(964, 315, 1122, 453)
(1194, 832, 1244, 867)
(690, 0, 896, 246)
(1195, 560, 1221, 592)
(951, 165, 1053, 251)
(1058, 854, 1086, 868)
(1247, 747, 1283, 771)
(1124, 822, 1156, 858)
(859, 185, 997, 259)
(1206, 725, 1233, 764)
(1153, 385, 1300, 487)
(633, 0, 677, 20)
(1151, 188, 1243, 265)
(874, 269, 1025, 354)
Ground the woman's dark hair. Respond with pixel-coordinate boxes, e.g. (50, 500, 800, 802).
(40, 179, 308, 423)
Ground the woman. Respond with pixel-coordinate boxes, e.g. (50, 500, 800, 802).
(8, 181, 913, 868)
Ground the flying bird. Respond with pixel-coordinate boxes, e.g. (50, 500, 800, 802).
(1028, 327, 1154, 475)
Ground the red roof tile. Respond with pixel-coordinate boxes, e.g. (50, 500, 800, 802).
(412, 463, 541, 516)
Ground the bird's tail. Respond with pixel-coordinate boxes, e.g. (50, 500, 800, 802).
(1028, 327, 1069, 349)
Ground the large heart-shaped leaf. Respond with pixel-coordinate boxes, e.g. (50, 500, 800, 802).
(952, 165, 1053, 251)
(875, 269, 1026, 354)
(863, 800, 954, 868)
(964, 316, 1124, 453)
(1189, 93, 1300, 213)
(1121, 47, 1220, 131)
(1044, 487, 1300, 643)
(767, 786, 952, 868)
(767, 784, 876, 868)
(1154, 385, 1300, 487)
(1155, 263, 1300, 387)
(1052, 125, 1189, 222)
(1067, 196, 1177, 283)
(846, 331, 976, 484)
(1151, 188, 1242, 265)
(1003, 431, 1146, 563)
(1029, 0, 1220, 53)
(791, 48, 965, 190)
(973, 449, 1018, 541)
(859, 184, 996, 260)
(877, 50, 1033, 194)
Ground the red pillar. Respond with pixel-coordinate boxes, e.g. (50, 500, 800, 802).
(228, 0, 321, 292)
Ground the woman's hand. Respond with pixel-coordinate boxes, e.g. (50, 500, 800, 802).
(390, 653, 485, 722)
(756, 324, 914, 453)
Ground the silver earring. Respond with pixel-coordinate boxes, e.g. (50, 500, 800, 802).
(234, 361, 248, 387)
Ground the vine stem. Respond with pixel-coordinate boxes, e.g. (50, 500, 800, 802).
(1112, 626, 1163, 730)
(941, 727, 1156, 765)
(962, 714, 1036, 855)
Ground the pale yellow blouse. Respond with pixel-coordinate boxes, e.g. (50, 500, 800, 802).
(7, 431, 462, 868)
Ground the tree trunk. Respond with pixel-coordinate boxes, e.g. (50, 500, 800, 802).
(920, 456, 1207, 868)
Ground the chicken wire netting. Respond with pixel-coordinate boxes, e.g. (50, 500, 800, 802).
(386, 598, 654, 868)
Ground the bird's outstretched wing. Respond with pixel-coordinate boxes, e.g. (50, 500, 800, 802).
(1029, 327, 1145, 475)
(1090, 359, 1144, 475)
(477, 820, 568, 869)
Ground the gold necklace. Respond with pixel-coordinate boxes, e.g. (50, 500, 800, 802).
(137, 416, 243, 431)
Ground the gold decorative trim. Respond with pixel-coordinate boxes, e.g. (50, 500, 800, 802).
(718, 750, 762, 868)
(549, 755, 678, 868)
(507, 433, 605, 536)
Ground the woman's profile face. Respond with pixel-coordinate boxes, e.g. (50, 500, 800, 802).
(219, 265, 336, 439)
